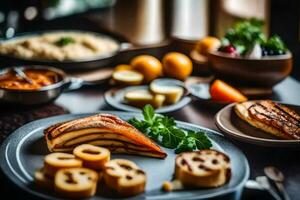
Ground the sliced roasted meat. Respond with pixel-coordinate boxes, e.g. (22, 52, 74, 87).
(235, 100, 300, 139)
(44, 114, 167, 158)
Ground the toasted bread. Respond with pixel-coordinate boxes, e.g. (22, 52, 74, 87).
(234, 101, 299, 139)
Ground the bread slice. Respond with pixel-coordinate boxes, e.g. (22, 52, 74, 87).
(175, 150, 231, 188)
(234, 101, 295, 139)
(54, 168, 98, 198)
(103, 159, 146, 197)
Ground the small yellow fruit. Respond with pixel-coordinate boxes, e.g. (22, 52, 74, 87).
(114, 64, 132, 71)
(112, 70, 144, 85)
(162, 52, 193, 81)
(195, 36, 221, 56)
(130, 55, 163, 83)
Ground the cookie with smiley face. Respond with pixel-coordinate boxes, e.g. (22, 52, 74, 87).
(54, 167, 98, 198)
(44, 153, 83, 178)
(34, 168, 54, 190)
(73, 144, 110, 171)
(175, 149, 231, 188)
(103, 159, 146, 197)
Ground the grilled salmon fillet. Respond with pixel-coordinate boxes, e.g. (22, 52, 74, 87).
(234, 100, 300, 140)
(44, 114, 167, 158)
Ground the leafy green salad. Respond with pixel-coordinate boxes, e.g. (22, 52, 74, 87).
(219, 18, 287, 57)
(128, 105, 212, 154)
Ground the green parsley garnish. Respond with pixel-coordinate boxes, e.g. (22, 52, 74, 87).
(128, 105, 212, 154)
(54, 37, 75, 47)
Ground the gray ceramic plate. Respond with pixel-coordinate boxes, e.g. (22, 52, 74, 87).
(104, 86, 192, 113)
(215, 103, 300, 147)
(0, 112, 249, 200)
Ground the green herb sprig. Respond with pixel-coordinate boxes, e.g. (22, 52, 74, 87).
(222, 18, 287, 55)
(223, 18, 266, 55)
(54, 37, 75, 47)
(262, 35, 287, 53)
(128, 105, 212, 154)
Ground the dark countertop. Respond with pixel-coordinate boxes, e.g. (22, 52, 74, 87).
(0, 77, 299, 200)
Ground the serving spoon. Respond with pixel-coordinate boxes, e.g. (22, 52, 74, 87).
(13, 67, 34, 84)
(264, 166, 290, 200)
(256, 176, 282, 200)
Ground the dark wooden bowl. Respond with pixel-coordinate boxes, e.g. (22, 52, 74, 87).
(189, 50, 211, 75)
(208, 51, 292, 87)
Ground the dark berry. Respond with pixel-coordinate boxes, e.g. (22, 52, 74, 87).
(218, 46, 225, 52)
(225, 45, 236, 54)
(277, 50, 284, 55)
(268, 50, 274, 55)
(262, 50, 268, 56)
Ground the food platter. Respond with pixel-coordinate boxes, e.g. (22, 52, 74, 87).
(215, 103, 300, 147)
(0, 111, 249, 200)
(104, 86, 192, 113)
(0, 30, 128, 71)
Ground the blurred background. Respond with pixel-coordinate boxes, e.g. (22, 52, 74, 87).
(0, 0, 299, 79)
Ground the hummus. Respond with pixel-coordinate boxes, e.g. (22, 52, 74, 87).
(0, 31, 119, 61)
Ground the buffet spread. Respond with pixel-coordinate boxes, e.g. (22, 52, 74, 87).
(0, 19, 298, 200)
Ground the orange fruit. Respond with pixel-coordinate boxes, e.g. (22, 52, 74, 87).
(210, 79, 248, 103)
(195, 36, 221, 56)
(162, 52, 193, 81)
(130, 55, 163, 83)
(114, 64, 133, 71)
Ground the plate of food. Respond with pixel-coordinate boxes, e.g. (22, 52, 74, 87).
(0, 30, 130, 71)
(0, 65, 109, 105)
(0, 65, 73, 105)
(108, 51, 247, 108)
(104, 81, 192, 113)
(188, 79, 248, 103)
(105, 53, 197, 113)
(215, 100, 300, 147)
(191, 19, 292, 90)
(0, 106, 249, 199)
(105, 77, 251, 113)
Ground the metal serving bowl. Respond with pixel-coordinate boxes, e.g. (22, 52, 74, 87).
(0, 65, 71, 105)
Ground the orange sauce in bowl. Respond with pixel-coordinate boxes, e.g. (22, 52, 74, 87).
(0, 69, 60, 90)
